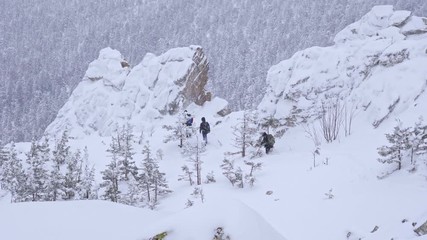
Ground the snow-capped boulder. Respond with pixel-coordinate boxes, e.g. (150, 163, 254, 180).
(334, 5, 426, 43)
(45, 45, 214, 138)
(258, 5, 427, 128)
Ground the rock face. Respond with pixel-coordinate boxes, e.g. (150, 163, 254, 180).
(415, 220, 427, 236)
(258, 5, 427, 127)
(45, 45, 211, 138)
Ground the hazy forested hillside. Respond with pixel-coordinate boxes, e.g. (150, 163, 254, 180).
(1, 0, 426, 144)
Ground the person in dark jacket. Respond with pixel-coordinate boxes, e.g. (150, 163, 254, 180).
(260, 132, 275, 154)
(199, 117, 210, 145)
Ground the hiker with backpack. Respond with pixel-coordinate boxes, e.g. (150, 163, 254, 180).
(199, 117, 210, 145)
(260, 132, 275, 154)
(183, 110, 194, 137)
(185, 113, 193, 127)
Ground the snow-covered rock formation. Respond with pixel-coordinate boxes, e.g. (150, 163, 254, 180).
(45, 45, 218, 138)
(259, 5, 427, 127)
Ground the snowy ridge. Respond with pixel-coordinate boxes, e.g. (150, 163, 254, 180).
(2, 5, 427, 240)
(45, 45, 214, 138)
(259, 5, 427, 127)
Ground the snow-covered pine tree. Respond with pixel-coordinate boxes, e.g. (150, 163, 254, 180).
(121, 175, 142, 206)
(244, 160, 262, 187)
(182, 135, 205, 185)
(25, 138, 50, 201)
(152, 165, 171, 204)
(47, 160, 64, 201)
(1, 142, 28, 202)
(118, 125, 137, 181)
(232, 110, 258, 157)
(63, 149, 83, 200)
(178, 165, 194, 186)
(0, 144, 10, 189)
(47, 131, 71, 201)
(78, 147, 96, 200)
(378, 123, 411, 170)
(139, 142, 171, 208)
(220, 158, 237, 187)
(100, 151, 121, 202)
(260, 115, 281, 134)
(52, 130, 71, 165)
(163, 113, 187, 148)
(220, 158, 243, 188)
(107, 126, 138, 181)
(412, 118, 427, 162)
(140, 143, 155, 203)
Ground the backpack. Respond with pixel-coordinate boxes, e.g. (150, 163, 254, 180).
(267, 134, 275, 145)
(202, 122, 210, 133)
(186, 117, 193, 126)
(205, 122, 210, 133)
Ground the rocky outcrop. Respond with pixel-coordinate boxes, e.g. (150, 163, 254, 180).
(181, 46, 211, 107)
(415, 220, 427, 236)
(45, 46, 214, 138)
(258, 5, 427, 128)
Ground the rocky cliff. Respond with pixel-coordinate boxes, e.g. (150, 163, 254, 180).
(45, 45, 212, 138)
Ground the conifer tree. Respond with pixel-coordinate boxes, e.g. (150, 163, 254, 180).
(163, 113, 187, 148)
(101, 151, 121, 202)
(52, 131, 71, 165)
(411, 118, 427, 162)
(378, 124, 411, 170)
(0, 144, 9, 190)
(78, 147, 96, 200)
(178, 165, 194, 186)
(1, 143, 28, 202)
(139, 142, 171, 208)
(47, 160, 64, 201)
(182, 135, 205, 185)
(118, 125, 137, 181)
(25, 138, 50, 201)
(47, 132, 70, 201)
(63, 149, 83, 200)
(232, 110, 258, 157)
(260, 115, 281, 134)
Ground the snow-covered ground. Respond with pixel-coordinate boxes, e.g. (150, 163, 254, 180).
(1, 5, 427, 240)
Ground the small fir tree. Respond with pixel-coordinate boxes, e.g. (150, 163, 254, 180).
(78, 147, 96, 200)
(63, 150, 83, 200)
(232, 110, 258, 157)
(52, 130, 71, 165)
(182, 135, 205, 185)
(25, 138, 50, 201)
(101, 151, 121, 202)
(163, 113, 188, 148)
(378, 123, 411, 170)
(1, 143, 28, 202)
(139, 142, 171, 208)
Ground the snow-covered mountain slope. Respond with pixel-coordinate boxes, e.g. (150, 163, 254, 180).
(45, 45, 217, 138)
(2, 5, 427, 240)
(259, 5, 427, 127)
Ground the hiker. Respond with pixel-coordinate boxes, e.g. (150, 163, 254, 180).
(183, 110, 193, 126)
(183, 111, 194, 137)
(199, 117, 210, 144)
(260, 132, 275, 154)
(185, 114, 193, 127)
